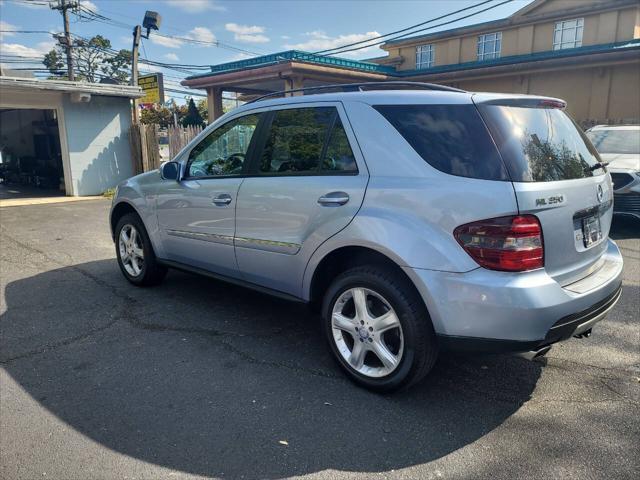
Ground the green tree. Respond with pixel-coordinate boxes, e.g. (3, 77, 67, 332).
(182, 98, 204, 127)
(42, 35, 131, 83)
(140, 106, 173, 128)
(43, 50, 66, 78)
(104, 49, 132, 83)
(196, 99, 208, 123)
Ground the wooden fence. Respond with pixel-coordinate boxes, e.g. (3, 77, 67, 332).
(167, 124, 203, 159)
(129, 124, 204, 174)
(129, 124, 161, 174)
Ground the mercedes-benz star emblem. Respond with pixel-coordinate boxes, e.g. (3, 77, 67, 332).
(597, 184, 604, 203)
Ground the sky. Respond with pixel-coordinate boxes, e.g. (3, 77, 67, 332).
(0, 0, 534, 102)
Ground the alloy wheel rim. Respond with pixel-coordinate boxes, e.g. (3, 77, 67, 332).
(331, 287, 404, 378)
(118, 224, 144, 277)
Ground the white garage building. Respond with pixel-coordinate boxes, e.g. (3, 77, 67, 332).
(0, 76, 142, 196)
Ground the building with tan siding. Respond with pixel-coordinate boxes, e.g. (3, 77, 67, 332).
(183, 0, 640, 126)
(374, 0, 640, 125)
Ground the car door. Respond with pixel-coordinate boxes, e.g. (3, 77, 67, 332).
(234, 103, 368, 296)
(156, 113, 262, 278)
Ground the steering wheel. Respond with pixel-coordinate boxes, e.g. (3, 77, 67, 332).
(224, 152, 246, 174)
(189, 165, 207, 177)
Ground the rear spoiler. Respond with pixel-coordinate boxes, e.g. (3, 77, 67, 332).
(472, 93, 566, 109)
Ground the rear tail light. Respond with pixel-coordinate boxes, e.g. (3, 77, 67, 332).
(453, 215, 544, 272)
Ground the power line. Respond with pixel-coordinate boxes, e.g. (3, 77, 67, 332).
(69, 6, 262, 56)
(313, 0, 495, 55)
(0, 29, 54, 34)
(319, 0, 514, 57)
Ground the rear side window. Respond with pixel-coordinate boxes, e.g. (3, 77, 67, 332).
(478, 105, 605, 182)
(373, 104, 509, 181)
(258, 107, 357, 175)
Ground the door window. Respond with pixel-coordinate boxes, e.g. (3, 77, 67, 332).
(259, 107, 357, 175)
(187, 114, 260, 178)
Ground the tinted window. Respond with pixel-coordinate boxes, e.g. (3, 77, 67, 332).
(374, 105, 508, 181)
(586, 129, 640, 155)
(322, 116, 357, 173)
(260, 107, 333, 174)
(187, 114, 259, 177)
(479, 106, 605, 182)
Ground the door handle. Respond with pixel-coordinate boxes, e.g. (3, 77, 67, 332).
(212, 194, 232, 206)
(318, 192, 350, 206)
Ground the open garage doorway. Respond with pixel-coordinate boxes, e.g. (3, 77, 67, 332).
(0, 108, 67, 199)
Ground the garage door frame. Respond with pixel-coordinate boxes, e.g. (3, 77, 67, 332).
(0, 91, 74, 196)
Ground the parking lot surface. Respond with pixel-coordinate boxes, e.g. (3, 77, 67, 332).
(1, 199, 638, 480)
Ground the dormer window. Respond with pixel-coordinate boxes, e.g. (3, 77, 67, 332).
(416, 44, 434, 69)
(553, 18, 584, 50)
(477, 32, 502, 60)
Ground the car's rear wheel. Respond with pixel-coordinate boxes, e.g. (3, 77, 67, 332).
(115, 213, 167, 286)
(322, 265, 438, 392)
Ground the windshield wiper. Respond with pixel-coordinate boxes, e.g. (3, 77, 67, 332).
(586, 162, 609, 172)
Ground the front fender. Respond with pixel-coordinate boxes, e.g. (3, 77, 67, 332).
(110, 171, 165, 257)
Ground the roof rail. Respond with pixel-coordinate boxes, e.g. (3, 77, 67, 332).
(247, 81, 466, 103)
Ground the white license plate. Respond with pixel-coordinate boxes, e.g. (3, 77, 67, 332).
(582, 214, 602, 248)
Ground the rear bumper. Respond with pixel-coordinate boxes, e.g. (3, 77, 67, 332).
(404, 238, 624, 353)
(436, 285, 621, 353)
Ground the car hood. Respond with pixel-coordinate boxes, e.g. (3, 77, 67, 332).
(599, 153, 640, 171)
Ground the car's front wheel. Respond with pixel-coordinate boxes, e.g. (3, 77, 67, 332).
(322, 265, 438, 392)
(115, 213, 167, 286)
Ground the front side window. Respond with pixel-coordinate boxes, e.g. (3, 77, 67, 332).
(477, 32, 502, 60)
(553, 18, 583, 50)
(259, 107, 357, 175)
(187, 114, 260, 177)
(374, 104, 509, 181)
(416, 44, 434, 69)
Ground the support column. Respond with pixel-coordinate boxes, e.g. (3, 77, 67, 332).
(284, 76, 304, 96)
(588, 67, 612, 122)
(207, 87, 224, 122)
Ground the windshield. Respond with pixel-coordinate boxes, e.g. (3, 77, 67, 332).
(586, 129, 640, 155)
(478, 105, 605, 182)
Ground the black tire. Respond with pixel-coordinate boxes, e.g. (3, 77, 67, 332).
(115, 213, 167, 286)
(322, 265, 438, 392)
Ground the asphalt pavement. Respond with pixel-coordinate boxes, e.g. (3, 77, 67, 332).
(0, 199, 638, 480)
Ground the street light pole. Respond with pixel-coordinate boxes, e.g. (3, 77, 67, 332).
(131, 25, 142, 123)
(130, 11, 161, 124)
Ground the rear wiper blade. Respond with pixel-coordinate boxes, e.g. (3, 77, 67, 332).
(586, 162, 609, 172)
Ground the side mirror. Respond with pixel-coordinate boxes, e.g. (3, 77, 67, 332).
(160, 161, 180, 181)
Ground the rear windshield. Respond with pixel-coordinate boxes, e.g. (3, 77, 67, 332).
(478, 105, 605, 182)
(374, 104, 509, 181)
(586, 129, 640, 155)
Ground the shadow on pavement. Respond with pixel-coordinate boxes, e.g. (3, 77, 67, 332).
(610, 216, 640, 240)
(1, 259, 544, 479)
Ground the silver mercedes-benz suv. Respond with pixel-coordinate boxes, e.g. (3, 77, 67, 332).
(110, 83, 623, 392)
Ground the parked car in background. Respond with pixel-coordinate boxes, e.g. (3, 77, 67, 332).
(110, 83, 623, 392)
(157, 131, 170, 163)
(586, 125, 640, 220)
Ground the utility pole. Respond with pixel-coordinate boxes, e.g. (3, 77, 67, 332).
(51, 0, 76, 81)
